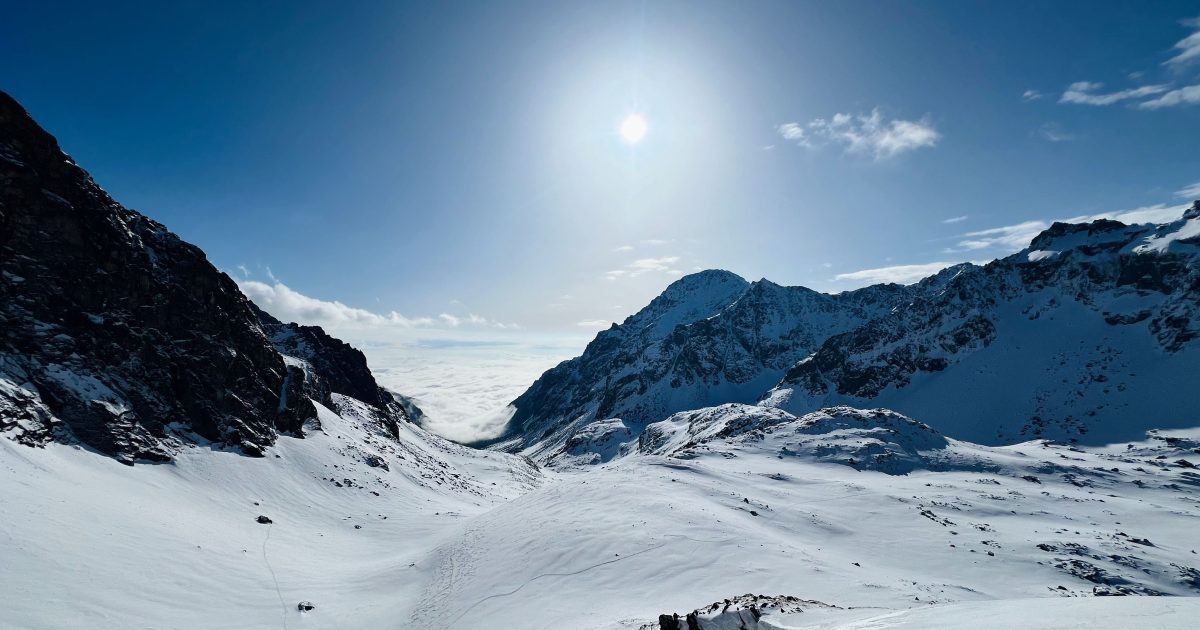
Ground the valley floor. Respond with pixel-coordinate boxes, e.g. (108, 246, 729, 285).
(2, 406, 1199, 629)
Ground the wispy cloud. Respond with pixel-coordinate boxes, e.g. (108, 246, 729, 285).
(1036, 122, 1075, 142)
(575, 319, 614, 329)
(238, 279, 515, 330)
(1138, 84, 1200, 109)
(1166, 16, 1200, 67)
(1059, 81, 1169, 106)
(1176, 181, 1200, 199)
(834, 262, 960, 286)
(613, 245, 634, 252)
(777, 108, 940, 159)
(605, 256, 682, 280)
(952, 221, 1049, 252)
(1022, 89, 1043, 101)
(941, 215, 969, 224)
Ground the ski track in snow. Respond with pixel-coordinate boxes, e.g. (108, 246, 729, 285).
(261, 523, 288, 630)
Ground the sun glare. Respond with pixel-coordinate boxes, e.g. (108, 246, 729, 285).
(619, 114, 648, 144)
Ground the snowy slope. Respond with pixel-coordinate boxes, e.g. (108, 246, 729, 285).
(0, 398, 539, 629)
(404, 406, 1200, 628)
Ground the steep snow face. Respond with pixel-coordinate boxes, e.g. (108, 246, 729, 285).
(504, 271, 914, 464)
(768, 211, 1200, 446)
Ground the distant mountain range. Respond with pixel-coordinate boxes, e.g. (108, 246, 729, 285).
(502, 205, 1200, 464)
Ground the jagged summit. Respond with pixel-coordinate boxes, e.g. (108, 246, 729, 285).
(503, 267, 916, 463)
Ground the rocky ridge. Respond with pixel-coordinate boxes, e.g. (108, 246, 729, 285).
(0, 90, 409, 463)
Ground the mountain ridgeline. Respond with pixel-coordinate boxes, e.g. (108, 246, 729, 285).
(0, 91, 412, 463)
(503, 208, 1200, 464)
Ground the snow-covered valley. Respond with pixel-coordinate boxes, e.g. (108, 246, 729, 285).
(4, 399, 1200, 629)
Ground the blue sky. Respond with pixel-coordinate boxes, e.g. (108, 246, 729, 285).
(4, 2, 1199, 345)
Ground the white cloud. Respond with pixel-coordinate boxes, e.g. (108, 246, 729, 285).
(575, 319, 614, 329)
(777, 109, 940, 159)
(1138, 84, 1200, 109)
(236, 264, 250, 278)
(605, 256, 681, 280)
(833, 262, 961, 286)
(942, 215, 969, 224)
(1022, 89, 1043, 101)
(811, 109, 940, 159)
(238, 279, 516, 330)
(776, 122, 809, 146)
(613, 245, 634, 252)
(642, 238, 673, 246)
(1177, 181, 1200, 199)
(1059, 81, 1169, 105)
(1165, 17, 1200, 67)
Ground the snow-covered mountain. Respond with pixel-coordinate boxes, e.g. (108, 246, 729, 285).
(767, 211, 1200, 445)
(501, 270, 915, 463)
(502, 209, 1199, 463)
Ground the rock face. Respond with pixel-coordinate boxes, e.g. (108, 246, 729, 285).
(252, 304, 412, 437)
(0, 90, 408, 463)
(502, 270, 914, 462)
(649, 594, 837, 630)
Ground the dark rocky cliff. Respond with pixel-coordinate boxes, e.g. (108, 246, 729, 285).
(0, 90, 406, 462)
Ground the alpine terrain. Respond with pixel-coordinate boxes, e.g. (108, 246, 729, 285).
(2, 89, 1199, 630)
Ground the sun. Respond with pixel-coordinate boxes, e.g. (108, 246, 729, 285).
(619, 114, 648, 144)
